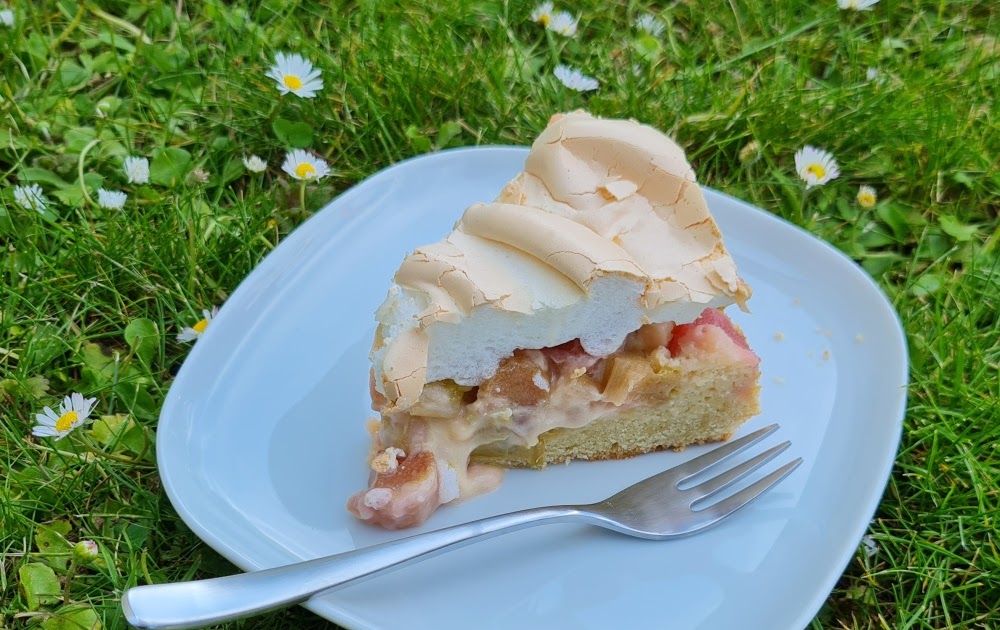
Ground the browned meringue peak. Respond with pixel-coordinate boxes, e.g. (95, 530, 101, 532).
(371, 110, 751, 412)
(497, 111, 750, 311)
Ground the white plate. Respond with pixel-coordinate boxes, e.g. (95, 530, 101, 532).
(158, 147, 907, 630)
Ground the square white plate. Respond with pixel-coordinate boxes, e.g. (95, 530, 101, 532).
(158, 147, 907, 630)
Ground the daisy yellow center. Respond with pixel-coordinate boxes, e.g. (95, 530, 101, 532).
(858, 193, 876, 207)
(283, 74, 303, 90)
(193, 318, 209, 334)
(539, 14, 550, 26)
(806, 164, 826, 179)
(56, 411, 78, 432)
(295, 163, 316, 179)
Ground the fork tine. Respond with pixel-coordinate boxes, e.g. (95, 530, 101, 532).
(672, 423, 779, 484)
(692, 458, 802, 528)
(688, 441, 791, 502)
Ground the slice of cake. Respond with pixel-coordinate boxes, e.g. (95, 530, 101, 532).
(348, 111, 760, 529)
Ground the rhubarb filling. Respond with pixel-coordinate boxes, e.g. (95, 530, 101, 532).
(347, 308, 759, 529)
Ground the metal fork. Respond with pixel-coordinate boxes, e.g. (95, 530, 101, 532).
(122, 423, 800, 630)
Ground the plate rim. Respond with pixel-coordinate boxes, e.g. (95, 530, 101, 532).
(156, 145, 908, 630)
(703, 185, 908, 630)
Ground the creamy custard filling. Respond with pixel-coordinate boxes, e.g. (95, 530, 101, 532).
(347, 308, 759, 529)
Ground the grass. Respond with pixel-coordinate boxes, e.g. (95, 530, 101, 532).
(1, 0, 997, 628)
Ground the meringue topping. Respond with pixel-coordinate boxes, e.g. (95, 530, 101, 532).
(371, 111, 751, 411)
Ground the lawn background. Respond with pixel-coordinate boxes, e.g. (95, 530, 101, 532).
(1, 0, 998, 628)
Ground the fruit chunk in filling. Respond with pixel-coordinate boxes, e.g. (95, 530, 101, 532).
(347, 307, 759, 529)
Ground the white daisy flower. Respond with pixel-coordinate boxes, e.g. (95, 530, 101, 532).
(548, 11, 578, 36)
(0, 9, 14, 27)
(838, 0, 880, 10)
(634, 14, 665, 37)
(124, 156, 149, 184)
(97, 188, 127, 209)
(554, 65, 599, 92)
(13, 184, 47, 213)
(243, 155, 267, 173)
(857, 185, 877, 208)
(266, 52, 323, 98)
(32, 392, 98, 441)
(73, 540, 100, 563)
(188, 167, 210, 184)
(865, 67, 879, 81)
(177, 306, 219, 343)
(281, 149, 331, 181)
(531, 2, 554, 26)
(794, 146, 840, 188)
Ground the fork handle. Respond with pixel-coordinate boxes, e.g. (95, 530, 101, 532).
(122, 505, 588, 630)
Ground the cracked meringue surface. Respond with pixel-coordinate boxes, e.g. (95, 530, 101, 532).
(371, 111, 751, 412)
